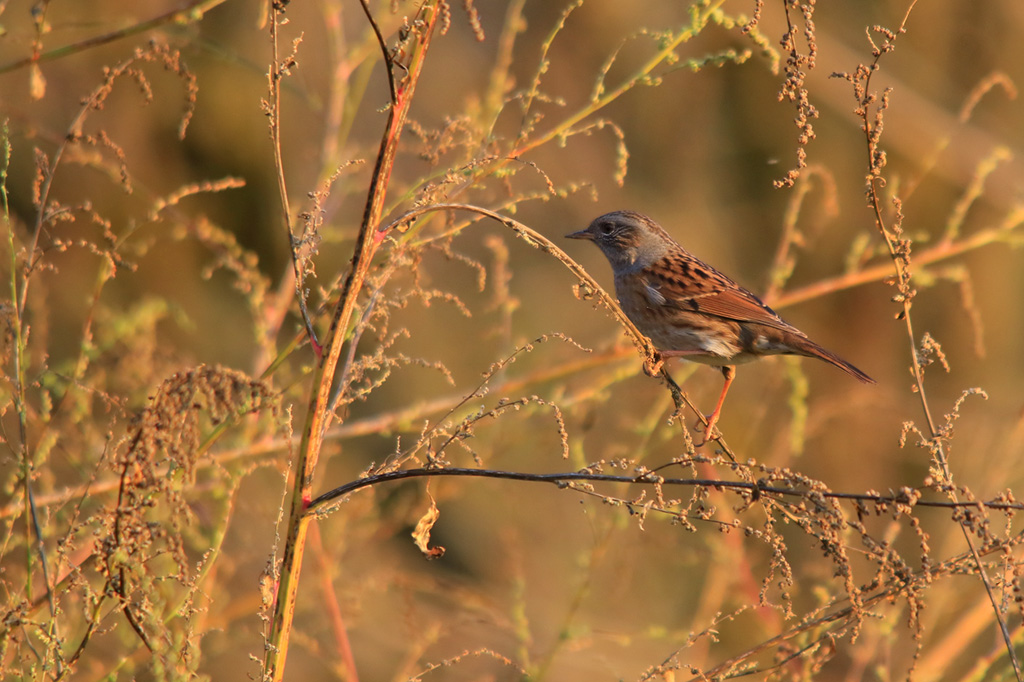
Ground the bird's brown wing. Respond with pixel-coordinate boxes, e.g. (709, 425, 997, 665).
(646, 250, 796, 332)
(642, 249, 875, 384)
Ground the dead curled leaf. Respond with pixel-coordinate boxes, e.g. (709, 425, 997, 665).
(412, 493, 446, 559)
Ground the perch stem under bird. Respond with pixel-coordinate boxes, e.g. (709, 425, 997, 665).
(567, 210, 874, 445)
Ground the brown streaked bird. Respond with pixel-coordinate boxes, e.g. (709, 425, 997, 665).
(567, 210, 874, 444)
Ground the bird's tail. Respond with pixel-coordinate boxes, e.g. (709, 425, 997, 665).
(791, 336, 876, 384)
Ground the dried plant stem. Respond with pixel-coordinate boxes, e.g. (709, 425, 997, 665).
(852, 3, 1022, 678)
(771, 210, 1024, 310)
(263, 4, 441, 680)
(4, 113, 63, 677)
(382, 203, 654, 358)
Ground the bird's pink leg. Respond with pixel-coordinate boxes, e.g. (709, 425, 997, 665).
(655, 351, 735, 445)
(699, 365, 735, 446)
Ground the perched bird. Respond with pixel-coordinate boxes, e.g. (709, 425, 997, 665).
(566, 210, 874, 443)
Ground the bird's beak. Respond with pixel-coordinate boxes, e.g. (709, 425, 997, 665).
(565, 228, 593, 240)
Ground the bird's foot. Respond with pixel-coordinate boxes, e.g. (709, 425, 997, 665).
(693, 412, 722, 447)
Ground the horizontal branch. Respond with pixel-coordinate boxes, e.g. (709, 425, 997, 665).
(307, 465, 1023, 516)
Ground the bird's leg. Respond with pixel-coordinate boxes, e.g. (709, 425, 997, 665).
(698, 365, 735, 446)
(653, 351, 735, 445)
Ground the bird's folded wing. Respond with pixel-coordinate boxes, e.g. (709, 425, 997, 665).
(646, 254, 794, 331)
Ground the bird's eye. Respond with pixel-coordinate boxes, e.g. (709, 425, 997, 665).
(599, 222, 614, 235)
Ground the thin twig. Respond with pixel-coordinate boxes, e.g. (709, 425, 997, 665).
(358, 0, 398, 105)
(267, 11, 320, 354)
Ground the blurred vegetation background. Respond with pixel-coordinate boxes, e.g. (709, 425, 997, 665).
(2, 0, 1024, 680)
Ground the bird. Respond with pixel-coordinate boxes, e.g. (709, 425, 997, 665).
(566, 210, 875, 444)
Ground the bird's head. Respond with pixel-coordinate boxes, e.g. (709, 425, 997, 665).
(566, 210, 674, 272)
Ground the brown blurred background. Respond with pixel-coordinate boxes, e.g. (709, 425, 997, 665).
(2, 0, 1023, 679)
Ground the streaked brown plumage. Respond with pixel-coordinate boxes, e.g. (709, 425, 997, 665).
(567, 210, 874, 443)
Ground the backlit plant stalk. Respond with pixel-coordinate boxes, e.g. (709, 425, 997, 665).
(262, 3, 441, 680)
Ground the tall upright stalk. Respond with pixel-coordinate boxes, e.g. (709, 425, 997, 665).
(262, 3, 441, 680)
